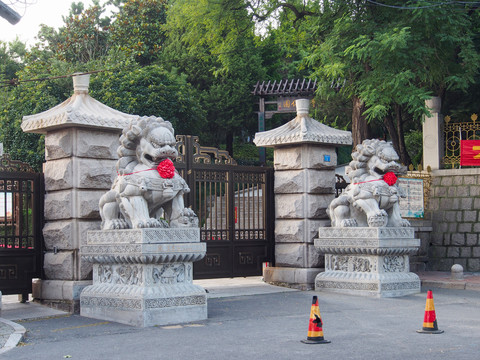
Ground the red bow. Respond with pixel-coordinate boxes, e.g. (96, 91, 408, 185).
(157, 159, 175, 179)
(383, 172, 397, 186)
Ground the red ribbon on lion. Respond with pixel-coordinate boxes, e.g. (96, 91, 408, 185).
(118, 158, 176, 178)
(353, 171, 397, 186)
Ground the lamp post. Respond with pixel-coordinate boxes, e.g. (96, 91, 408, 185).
(0, 1, 21, 25)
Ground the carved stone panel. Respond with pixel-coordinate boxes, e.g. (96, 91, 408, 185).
(152, 264, 185, 285)
(326, 255, 377, 273)
(382, 256, 407, 273)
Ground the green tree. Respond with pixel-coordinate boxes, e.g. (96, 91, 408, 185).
(90, 59, 205, 136)
(0, 1, 203, 170)
(109, 0, 168, 65)
(37, 1, 111, 64)
(164, 0, 267, 155)
(0, 39, 26, 81)
(0, 79, 60, 170)
(302, 1, 480, 164)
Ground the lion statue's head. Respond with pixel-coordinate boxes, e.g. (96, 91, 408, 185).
(345, 139, 406, 183)
(116, 116, 178, 175)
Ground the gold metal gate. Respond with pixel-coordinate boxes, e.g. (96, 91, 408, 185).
(175, 136, 274, 278)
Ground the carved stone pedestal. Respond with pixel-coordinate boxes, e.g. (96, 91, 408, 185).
(80, 228, 207, 327)
(314, 227, 421, 297)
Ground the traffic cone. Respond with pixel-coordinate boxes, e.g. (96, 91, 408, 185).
(417, 290, 444, 334)
(301, 296, 331, 344)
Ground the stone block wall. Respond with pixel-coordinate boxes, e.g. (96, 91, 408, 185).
(409, 218, 432, 272)
(273, 144, 336, 269)
(427, 168, 480, 272)
(42, 128, 119, 282)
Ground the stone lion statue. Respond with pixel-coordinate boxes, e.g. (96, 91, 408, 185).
(327, 139, 410, 228)
(99, 116, 198, 229)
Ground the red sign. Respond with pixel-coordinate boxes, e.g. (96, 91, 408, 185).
(460, 140, 480, 166)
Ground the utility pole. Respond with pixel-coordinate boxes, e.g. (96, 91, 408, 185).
(0, 1, 21, 25)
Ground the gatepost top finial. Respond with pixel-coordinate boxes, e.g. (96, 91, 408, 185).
(296, 98, 310, 116)
(73, 73, 90, 93)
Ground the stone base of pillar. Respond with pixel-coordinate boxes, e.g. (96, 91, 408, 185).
(80, 279, 207, 327)
(315, 270, 420, 297)
(32, 279, 92, 313)
(314, 227, 421, 298)
(80, 228, 207, 327)
(263, 266, 323, 290)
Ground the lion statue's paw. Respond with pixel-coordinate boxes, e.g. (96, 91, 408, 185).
(135, 218, 165, 228)
(340, 219, 358, 227)
(400, 218, 411, 227)
(170, 208, 199, 228)
(367, 210, 388, 227)
(104, 219, 129, 230)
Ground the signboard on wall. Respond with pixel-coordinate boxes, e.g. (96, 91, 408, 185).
(276, 97, 297, 112)
(398, 177, 424, 218)
(460, 140, 480, 166)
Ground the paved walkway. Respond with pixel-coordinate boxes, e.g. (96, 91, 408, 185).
(1, 272, 479, 357)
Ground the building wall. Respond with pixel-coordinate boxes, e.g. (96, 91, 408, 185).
(409, 219, 432, 272)
(427, 168, 480, 272)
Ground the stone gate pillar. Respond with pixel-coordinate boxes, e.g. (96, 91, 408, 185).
(423, 97, 443, 170)
(21, 74, 137, 312)
(254, 99, 352, 289)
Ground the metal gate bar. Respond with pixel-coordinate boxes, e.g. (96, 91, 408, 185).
(0, 155, 44, 300)
(175, 136, 274, 279)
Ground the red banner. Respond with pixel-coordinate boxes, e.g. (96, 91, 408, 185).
(460, 140, 480, 166)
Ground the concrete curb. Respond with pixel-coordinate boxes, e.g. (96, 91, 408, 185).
(0, 318, 26, 355)
(421, 279, 480, 291)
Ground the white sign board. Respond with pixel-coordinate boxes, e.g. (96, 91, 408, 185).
(398, 177, 424, 218)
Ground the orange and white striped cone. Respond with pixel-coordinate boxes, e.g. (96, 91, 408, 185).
(417, 290, 444, 334)
(301, 296, 331, 344)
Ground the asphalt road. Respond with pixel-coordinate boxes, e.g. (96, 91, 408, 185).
(2, 287, 479, 360)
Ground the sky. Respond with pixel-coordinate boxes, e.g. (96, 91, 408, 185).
(0, 0, 95, 45)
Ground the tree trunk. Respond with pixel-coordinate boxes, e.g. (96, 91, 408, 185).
(383, 105, 411, 166)
(351, 96, 369, 149)
(226, 131, 234, 158)
(383, 113, 399, 154)
(394, 105, 411, 166)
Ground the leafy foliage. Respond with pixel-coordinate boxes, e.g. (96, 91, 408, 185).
(90, 61, 205, 136)
(164, 0, 266, 154)
(109, 0, 167, 65)
(39, 1, 111, 64)
(2, 0, 480, 170)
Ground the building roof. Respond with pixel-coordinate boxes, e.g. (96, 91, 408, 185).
(252, 79, 317, 97)
(254, 99, 352, 147)
(21, 74, 138, 134)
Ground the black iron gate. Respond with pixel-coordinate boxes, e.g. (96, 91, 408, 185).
(175, 136, 274, 279)
(0, 154, 44, 300)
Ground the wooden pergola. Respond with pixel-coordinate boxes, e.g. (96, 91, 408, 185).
(252, 78, 318, 163)
(252, 78, 318, 97)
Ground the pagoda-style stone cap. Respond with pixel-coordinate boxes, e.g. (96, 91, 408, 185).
(21, 74, 139, 134)
(253, 98, 352, 147)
